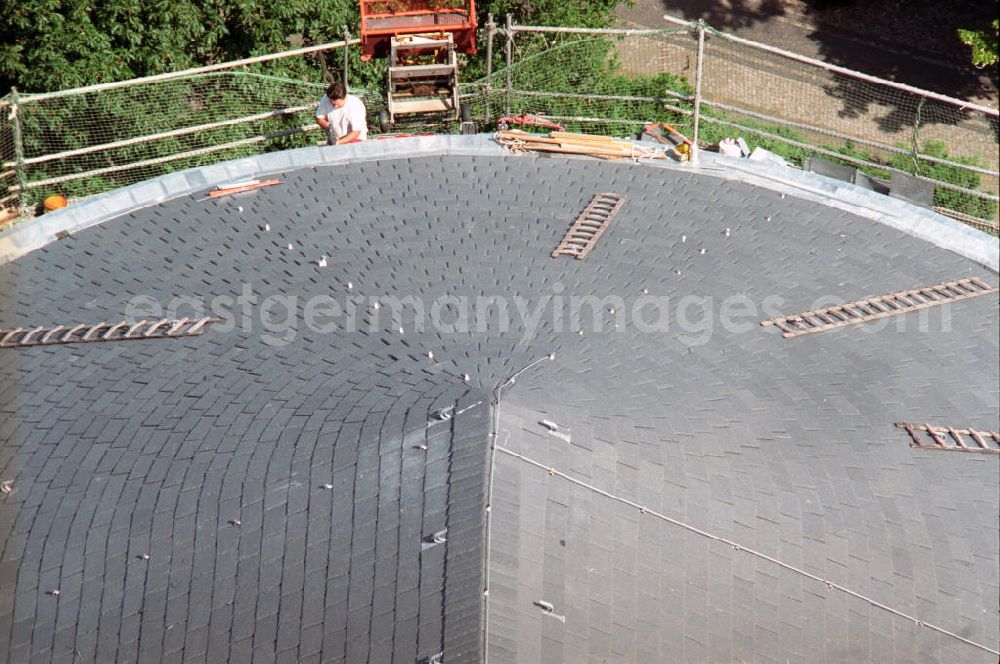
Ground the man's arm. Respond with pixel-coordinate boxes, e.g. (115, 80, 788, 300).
(349, 98, 368, 139)
(335, 130, 361, 144)
(316, 96, 331, 130)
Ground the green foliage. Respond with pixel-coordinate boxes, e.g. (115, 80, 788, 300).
(0, 0, 361, 93)
(889, 140, 996, 219)
(958, 19, 999, 67)
(483, 0, 620, 29)
(462, 0, 628, 81)
(0, 0, 626, 94)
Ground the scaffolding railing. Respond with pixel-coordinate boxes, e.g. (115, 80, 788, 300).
(0, 35, 361, 224)
(2, 16, 998, 233)
(487, 18, 998, 228)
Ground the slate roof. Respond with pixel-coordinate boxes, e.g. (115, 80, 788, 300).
(0, 154, 997, 663)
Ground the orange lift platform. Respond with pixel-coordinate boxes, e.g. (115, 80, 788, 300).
(359, 1, 478, 131)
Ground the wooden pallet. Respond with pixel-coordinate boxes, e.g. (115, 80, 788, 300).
(896, 422, 1000, 454)
(0, 317, 218, 348)
(760, 277, 997, 338)
(551, 193, 626, 260)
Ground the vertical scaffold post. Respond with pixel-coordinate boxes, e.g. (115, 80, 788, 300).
(691, 21, 706, 165)
(911, 95, 926, 176)
(504, 14, 513, 117)
(342, 25, 351, 89)
(484, 13, 496, 124)
(10, 87, 26, 214)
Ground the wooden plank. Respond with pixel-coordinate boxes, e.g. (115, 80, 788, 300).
(550, 131, 619, 143)
(496, 133, 569, 145)
(392, 98, 454, 113)
(497, 132, 629, 149)
(518, 144, 637, 158)
(392, 38, 454, 51)
(496, 131, 664, 160)
(555, 140, 632, 153)
(514, 139, 637, 156)
(209, 179, 281, 197)
(498, 131, 633, 149)
(389, 64, 456, 78)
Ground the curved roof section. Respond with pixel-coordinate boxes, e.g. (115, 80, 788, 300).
(0, 139, 997, 663)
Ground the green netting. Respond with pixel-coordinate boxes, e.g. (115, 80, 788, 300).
(492, 31, 695, 137)
(12, 68, 328, 210)
(699, 28, 999, 222)
(0, 96, 18, 222)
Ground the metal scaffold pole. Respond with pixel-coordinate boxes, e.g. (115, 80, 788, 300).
(504, 14, 513, 117)
(342, 25, 351, 88)
(911, 96, 926, 176)
(10, 87, 26, 214)
(690, 21, 705, 165)
(486, 14, 495, 81)
(484, 13, 495, 124)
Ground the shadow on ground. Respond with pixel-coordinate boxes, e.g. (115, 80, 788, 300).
(651, 0, 998, 132)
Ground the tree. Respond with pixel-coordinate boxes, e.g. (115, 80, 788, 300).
(958, 19, 999, 67)
(0, 0, 359, 93)
(482, 0, 620, 28)
(0, 0, 634, 94)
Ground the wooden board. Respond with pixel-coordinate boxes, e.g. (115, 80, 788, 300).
(495, 130, 666, 161)
(209, 179, 281, 197)
(550, 131, 619, 143)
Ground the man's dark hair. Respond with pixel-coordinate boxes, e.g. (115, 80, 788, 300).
(325, 82, 346, 101)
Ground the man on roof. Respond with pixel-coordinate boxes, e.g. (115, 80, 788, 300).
(316, 82, 368, 146)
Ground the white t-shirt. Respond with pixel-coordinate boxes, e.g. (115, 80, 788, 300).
(316, 94, 368, 142)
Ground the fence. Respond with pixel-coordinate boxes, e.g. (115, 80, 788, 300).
(2, 16, 998, 233)
(0, 35, 359, 224)
(483, 17, 999, 230)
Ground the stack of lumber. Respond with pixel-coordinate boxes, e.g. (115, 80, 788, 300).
(494, 130, 666, 160)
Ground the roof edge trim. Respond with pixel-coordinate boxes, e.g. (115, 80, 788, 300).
(1, 136, 994, 271)
(671, 150, 999, 272)
(0, 134, 507, 265)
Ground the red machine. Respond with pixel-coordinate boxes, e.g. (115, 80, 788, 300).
(360, 1, 477, 61)
(359, 1, 478, 130)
